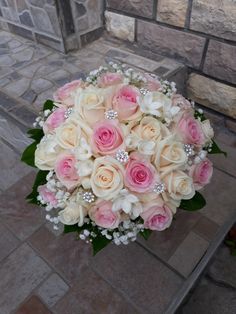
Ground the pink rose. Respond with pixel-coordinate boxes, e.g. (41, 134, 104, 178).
(177, 114, 204, 146)
(112, 85, 141, 121)
(89, 200, 120, 229)
(189, 158, 213, 190)
(141, 204, 173, 231)
(43, 107, 66, 134)
(53, 80, 82, 106)
(97, 72, 123, 87)
(171, 94, 192, 110)
(144, 73, 162, 91)
(38, 185, 58, 207)
(55, 153, 80, 189)
(91, 120, 124, 155)
(124, 153, 156, 193)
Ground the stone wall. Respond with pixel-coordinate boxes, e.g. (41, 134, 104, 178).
(0, 0, 104, 52)
(105, 0, 236, 121)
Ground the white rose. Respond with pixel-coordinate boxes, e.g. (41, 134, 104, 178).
(201, 119, 214, 144)
(74, 137, 92, 161)
(91, 156, 124, 200)
(35, 135, 63, 170)
(125, 134, 139, 151)
(163, 170, 195, 200)
(138, 140, 156, 155)
(56, 118, 81, 149)
(58, 202, 86, 226)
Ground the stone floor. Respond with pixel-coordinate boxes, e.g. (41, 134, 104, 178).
(0, 29, 236, 314)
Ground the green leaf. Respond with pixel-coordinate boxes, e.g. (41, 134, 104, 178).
(43, 99, 54, 111)
(64, 224, 82, 234)
(92, 235, 111, 256)
(225, 240, 236, 248)
(27, 128, 44, 143)
(180, 191, 206, 211)
(208, 140, 227, 157)
(194, 109, 207, 121)
(21, 141, 37, 167)
(140, 229, 152, 240)
(26, 170, 48, 203)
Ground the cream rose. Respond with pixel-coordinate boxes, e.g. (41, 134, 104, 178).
(35, 135, 63, 170)
(201, 119, 214, 144)
(58, 202, 86, 226)
(56, 118, 81, 149)
(163, 170, 195, 200)
(91, 156, 124, 200)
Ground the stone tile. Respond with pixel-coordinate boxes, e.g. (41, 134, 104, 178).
(37, 273, 69, 308)
(3, 77, 30, 97)
(0, 54, 14, 66)
(107, 0, 154, 18)
(181, 278, 236, 314)
(29, 226, 92, 284)
(53, 267, 139, 314)
(200, 168, 236, 225)
(225, 119, 236, 134)
(0, 77, 10, 87)
(30, 6, 55, 35)
(10, 105, 37, 126)
(22, 89, 37, 103)
(0, 140, 31, 191)
(15, 295, 52, 314)
(0, 243, 51, 314)
(31, 78, 53, 93)
(208, 246, 236, 289)
(137, 20, 206, 68)
(168, 232, 209, 277)
(33, 88, 57, 110)
(138, 210, 201, 261)
(12, 47, 34, 63)
(8, 38, 22, 49)
(0, 90, 20, 110)
(91, 242, 183, 313)
(157, 0, 188, 27)
(0, 172, 44, 240)
(0, 222, 19, 263)
(8, 23, 34, 40)
(193, 216, 220, 242)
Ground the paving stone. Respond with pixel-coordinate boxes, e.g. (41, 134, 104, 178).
(13, 47, 34, 62)
(10, 105, 37, 126)
(31, 78, 53, 93)
(225, 119, 236, 134)
(201, 168, 236, 226)
(91, 242, 183, 314)
(53, 267, 139, 314)
(35, 33, 64, 53)
(47, 69, 69, 82)
(33, 88, 57, 110)
(107, 0, 154, 18)
(44, 4, 61, 37)
(19, 10, 34, 27)
(22, 89, 37, 103)
(4, 77, 30, 97)
(137, 20, 206, 68)
(0, 243, 51, 314)
(138, 210, 201, 261)
(0, 90, 19, 110)
(0, 140, 31, 191)
(8, 38, 22, 49)
(0, 31, 11, 44)
(181, 278, 236, 314)
(0, 172, 44, 240)
(168, 232, 209, 277)
(30, 6, 54, 34)
(0, 54, 14, 66)
(37, 273, 69, 308)
(0, 77, 10, 87)
(8, 23, 34, 40)
(157, 0, 188, 27)
(29, 226, 92, 284)
(0, 222, 19, 263)
(193, 216, 220, 242)
(15, 295, 52, 314)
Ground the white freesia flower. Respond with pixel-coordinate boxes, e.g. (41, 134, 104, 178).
(112, 189, 143, 219)
(74, 137, 92, 161)
(125, 134, 139, 150)
(76, 159, 93, 177)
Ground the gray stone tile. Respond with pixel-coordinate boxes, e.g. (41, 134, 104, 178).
(15, 295, 52, 314)
(3, 77, 30, 97)
(0, 243, 51, 314)
(0, 172, 44, 240)
(53, 267, 139, 314)
(10, 105, 37, 126)
(193, 216, 220, 242)
(91, 242, 183, 314)
(0, 90, 20, 111)
(12, 47, 34, 62)
(33, 88, 57, 110)
(0, 222, 19, 263)
(37, 273, 69, 308)
(0, 54, 14, 66)
(168, 232, 209, 278)
(31, 78, 53, 93)
(0, 140, 31, 191)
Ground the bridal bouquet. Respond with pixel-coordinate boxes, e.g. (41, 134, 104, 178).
(21, 63, 225, 254)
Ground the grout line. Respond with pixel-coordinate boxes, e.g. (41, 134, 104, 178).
(199, 38, 209, 71)
(185, 0, 193, 29)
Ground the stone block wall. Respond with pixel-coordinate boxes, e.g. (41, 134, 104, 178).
(105, 0, 236, 122)
(0, 0, 104, 52)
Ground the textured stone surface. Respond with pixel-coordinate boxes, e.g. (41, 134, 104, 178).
(0, 243, 51, 314)
(187, 74, 236, 119)
(37, 273, 69, 308)
(91, 243, 183, 313)
(168, 232, 209, 277)
(53, 268, 139, 314)
(107, 0, 154, 18)
(193, 216, 219, 242)
(0, 222, 19, 263)
(15, 295, 52, 314)
(30, 6, 54, 34)
(204, 40, 236, 84)
(105, 11, 135, 42)
(157, 0, 188, 27)
(137, 20, 206, 68)
(191, 0, 236, 41)
(225, 119, 236, 134)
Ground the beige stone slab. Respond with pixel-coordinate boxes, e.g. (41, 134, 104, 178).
(157, 0, 188, 27)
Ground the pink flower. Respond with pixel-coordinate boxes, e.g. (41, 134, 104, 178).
(55, 153, 80, 189)
(141, 204, 173, 231)
(177, 114, 204, 146)
(38, 185, 58, 207)
(97, 72, 123, 87)
(144, 73, 162, 91)
(89, 200, 120, 229)
(91, 120, 124, 155)
(124, 153, 156, 193)
(171, 94, 192, 110)
(53, 80, 82, 106)
(43, 107, 66, 134)
(189, 158, 213, 190)
(112, 85, 141, 121)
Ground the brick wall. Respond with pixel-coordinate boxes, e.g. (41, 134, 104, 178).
(105, 0, 236, 122)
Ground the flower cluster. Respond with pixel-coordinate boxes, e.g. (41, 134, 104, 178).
(24, 63, 217, 252)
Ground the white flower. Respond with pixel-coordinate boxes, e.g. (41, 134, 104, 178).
(58, 202, 86, 226)
(112, 189, 143, 219)
(76, 159, 93, 177)
(138, 140, 156, 155)
(74, 137, 92, 161)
